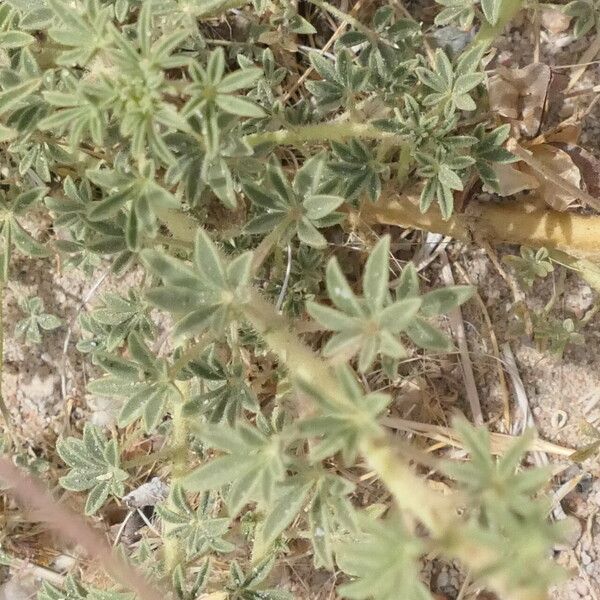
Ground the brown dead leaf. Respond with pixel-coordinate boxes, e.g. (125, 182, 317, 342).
(525, 144, 581, 210)
(531, 122, 581, 145)
(258, 30, 298, 53)
(485, 162, 540, 196)
(487, 141, 581, 210)
(552, 143, 600, 198)
(487, 63, 551, 137)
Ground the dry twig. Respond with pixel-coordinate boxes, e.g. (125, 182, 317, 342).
(0, 458, 170, 600)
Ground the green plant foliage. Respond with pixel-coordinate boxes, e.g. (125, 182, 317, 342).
(38, 576, 134, 600)
(0, 1, 570, 599)
(184, 349, 259, 425)
(57, 424, 128, 515)
(157, 487, 235, 559)
(533, 315, 585, 356)
(142, 229, 253, 339)
(244, 156, 344, 247)
(443, 418, 565, 595)
(336, 513, 431, 600)
(225, 556, 293, 600)
(0, 186, 49, 280)
(415, 48, 484, 117)
(504, 246, 555, 288)
(564, 0, 599, 37)
(14, 295, 62, 344)
(76, 290, 156, 356)
(434, 0, 512, 27)
(308, 236, 421, 371)
(307, 235, 473, 370)
(88, 332, 179, 432)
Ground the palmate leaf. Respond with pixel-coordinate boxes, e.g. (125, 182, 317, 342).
(88, 333, 177, 432)
(243, 158, 344, 249)
(184, 354, 259, 425)
(143, 230, 253, 339)
(183, 418, 289, 516)
(307, 235, 421, 371)
(57, 424, 128, 515)
(336, 514, 430, 600)
(298, 364, 391, 464)
(15, 295, 62, 344)
(158, 487, 234, 559)
(441, 417, 564, 595)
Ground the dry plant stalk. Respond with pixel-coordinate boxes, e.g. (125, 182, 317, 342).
(0, 458, 169, 600)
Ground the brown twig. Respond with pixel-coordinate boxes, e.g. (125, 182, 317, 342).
(439, 252, 483, 426)
(0, 458, 171, 600)
(453, 261, 512, 431)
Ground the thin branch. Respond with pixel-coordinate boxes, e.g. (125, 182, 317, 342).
(440, 251, 483, 426)
(0, 458, 170, 600)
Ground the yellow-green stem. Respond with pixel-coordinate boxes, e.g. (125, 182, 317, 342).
(240, 292, 448, 532)
(164, 384, 189, 572)
(0, 283, 13, 440)
(245, 122, 402, 148)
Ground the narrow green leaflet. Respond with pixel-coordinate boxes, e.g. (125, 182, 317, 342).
(336, 514, 430, 600)
(244, 157, 344, 249)
(307, 235, 421, 371)
(57, 424, 128, 515)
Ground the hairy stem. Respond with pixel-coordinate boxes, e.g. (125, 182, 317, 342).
(241, 291, 450, 533)
(0, 283, 13, 440)
(164, 383, 189, 572)
(245, 122, 402, 148)
(361, 193, 600, 260)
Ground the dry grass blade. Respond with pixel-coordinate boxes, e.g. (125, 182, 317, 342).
(453, 261, 512, 430)
(440, 251, 483, 426)
(568, 30, 600, 90)
(380, 416, 574, 456)
(0, 458, 171, 600)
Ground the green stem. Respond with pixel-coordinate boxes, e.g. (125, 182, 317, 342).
(0, 282, 13, 441)
(245, 122, 402, 148)
(164, 384, 189, 572)
(240, 291, 448, 533)
(306, 0, 373, 36)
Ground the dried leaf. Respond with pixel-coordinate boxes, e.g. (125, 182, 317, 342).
(486, 140, 582, 211)
(552, 143, 600, 198)
(485, 162, 539, 195)
(525, 144, 581, 210)
(487, 64, 551, 137)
